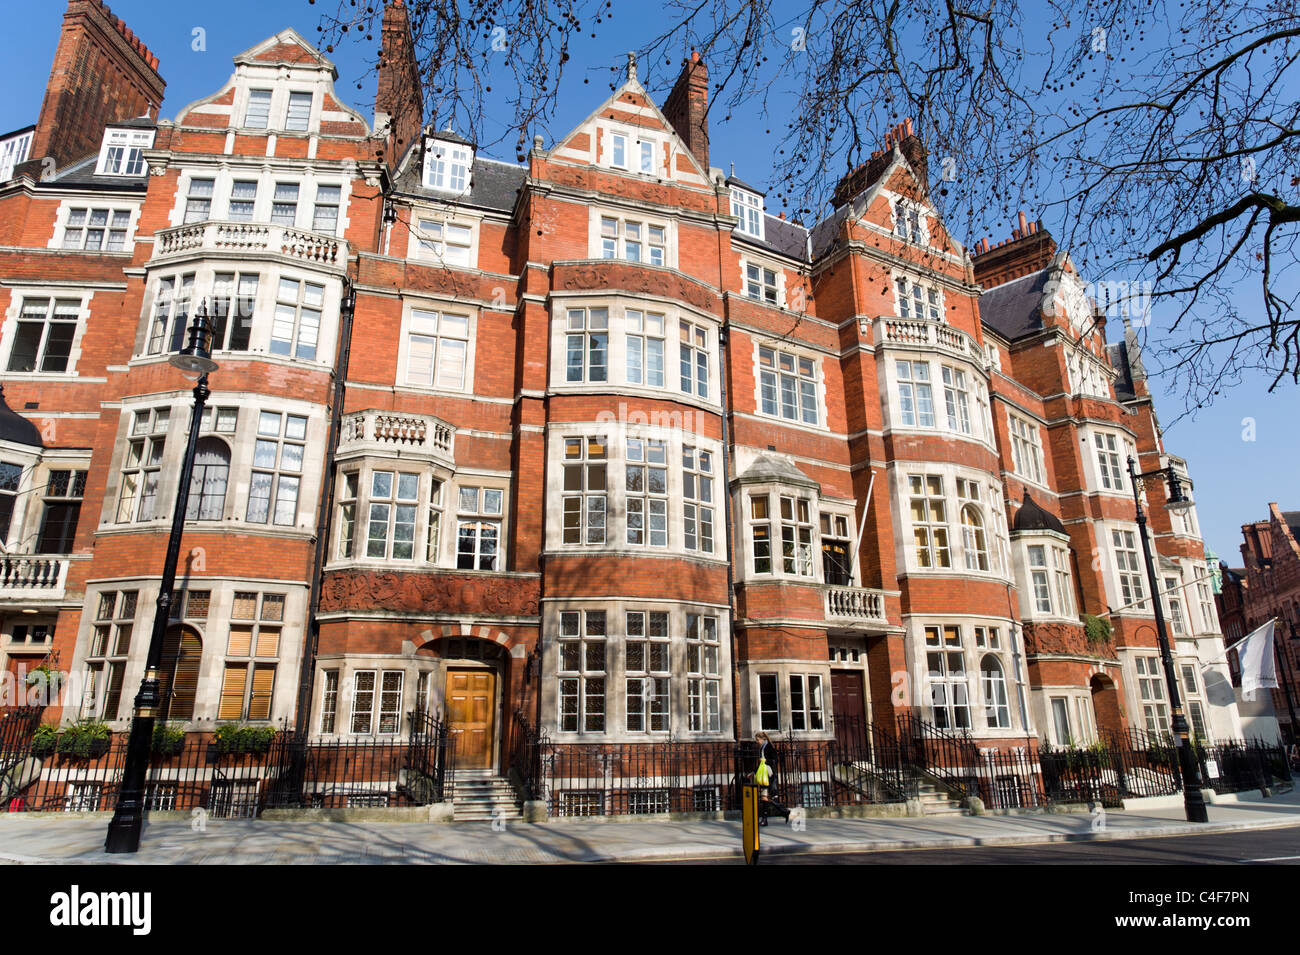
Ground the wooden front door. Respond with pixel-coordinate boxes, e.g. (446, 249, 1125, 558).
(831, 670, 866, 748)
(445, 668, 496, 769)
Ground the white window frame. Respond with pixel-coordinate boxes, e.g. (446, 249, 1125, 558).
(412, 216, 474, 267)
(1008, 413, 1046, 485)
(908, 474, 951, 570)
(96, 128, 154, 176)
(896, 360, 936, 428)
(423, 139, 472, 193)
(4, 295, 87, 375)
(455, 485, 504, 570)
(895, 275, 943, 322)
(402, 306, 471, 392)
(730, 187, 764, 239)
(757, 345, 819, 426)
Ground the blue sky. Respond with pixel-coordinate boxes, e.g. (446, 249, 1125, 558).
(0, 0, 1293, 564)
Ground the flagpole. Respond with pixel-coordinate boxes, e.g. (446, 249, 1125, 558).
(1274, 622, 1300, 745)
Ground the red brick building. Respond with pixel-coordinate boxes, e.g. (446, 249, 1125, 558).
(0, 2, 1244, 791)
(1225, 506, 1300, 741)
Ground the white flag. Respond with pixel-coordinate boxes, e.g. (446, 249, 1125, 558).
(1237, 620, 1278, 701)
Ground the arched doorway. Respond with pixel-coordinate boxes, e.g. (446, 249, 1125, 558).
(429, 637, 507, 771)
(159, 626, 202, 721)
(1090, 673, 1122, 740)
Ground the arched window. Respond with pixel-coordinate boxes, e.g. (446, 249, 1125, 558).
(159, 626, 202, 720)
(961, 505, 988, 571)
(980, 655, 1010, 729)
(186, 437, 229, 521)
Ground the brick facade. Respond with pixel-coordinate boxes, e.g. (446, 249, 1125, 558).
(0, 3, 1245, 771)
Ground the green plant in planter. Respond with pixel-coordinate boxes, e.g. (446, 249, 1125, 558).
(151, 722, 186, 756)
(29, 722, 59, 757)
(213, 724, 276, 754)
(1083, 614, 1113, 646)
(56, 721, 111, 759)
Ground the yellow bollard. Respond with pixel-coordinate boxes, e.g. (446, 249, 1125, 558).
(741, 783, 761, 865)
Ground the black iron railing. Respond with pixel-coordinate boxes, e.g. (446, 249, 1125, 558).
(896, 713, 982, 799)
(3, 710, 454, 815)
(1198, 738, 1291, 794)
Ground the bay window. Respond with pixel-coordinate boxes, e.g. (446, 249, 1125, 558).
(599, 215, 665, 265)
(896, 277, 942, 321)
(897, 360, 935, 427)
(562, 436, 607, 545)
(624, 437, 667, 547)
(271, 277, 322, 360)
(559, 610, 606, 732)
(456, 486, 503, 569)
(366, 471, 419, 559)
(566, 307, 608, 383)
(625, 611, 669, 732)
(246, 411, 306, 526)
(625, 310, 665, 386)
(909, 474, 951, 569)
(682, 446, 714, 554)
(925, 625, 969, 729)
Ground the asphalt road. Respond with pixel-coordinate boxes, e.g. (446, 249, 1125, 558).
(682, 824, 1300, 864)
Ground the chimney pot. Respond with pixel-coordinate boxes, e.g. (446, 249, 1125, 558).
(1017, 210, 1029, 234)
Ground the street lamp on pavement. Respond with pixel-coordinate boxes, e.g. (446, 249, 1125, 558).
(105, 307, 218, 854)
(1126, 456, 1209, 824)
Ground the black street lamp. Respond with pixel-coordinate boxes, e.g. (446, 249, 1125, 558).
(1126, 456, 1209, 823)
(105, 307, 218, 854)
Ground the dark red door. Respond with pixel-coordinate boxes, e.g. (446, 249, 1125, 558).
(831, 669, 866, 747)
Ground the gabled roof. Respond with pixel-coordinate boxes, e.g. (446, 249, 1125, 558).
(233, 28, 336, 76)
(550, 60, 712, 184)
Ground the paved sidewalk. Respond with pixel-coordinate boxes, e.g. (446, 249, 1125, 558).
(2, 791, 1299, 864)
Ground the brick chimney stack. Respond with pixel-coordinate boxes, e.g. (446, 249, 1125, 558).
(663, 51, 709, 169)
(970, 211, 1058, 289)
(375, 0, 425, 171)
(26, 0, 164, 176)
(832, 118, 928, 207)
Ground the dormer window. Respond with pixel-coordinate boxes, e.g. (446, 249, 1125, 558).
(97, 128, 154, 176)
(730, 187, 764, 239)
(423, 137, 473, 193)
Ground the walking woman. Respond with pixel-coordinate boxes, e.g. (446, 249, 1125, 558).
(753, 731, 791, 825)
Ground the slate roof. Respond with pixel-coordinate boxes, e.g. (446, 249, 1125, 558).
(1282, 511, 1300, 539)
(0, 386, 43, 448)
(1107, 341, 1137, 401)
(1011, 491, 1066, 535)
(978, 270, 1049, 341)
(734, 454, 819, 490)
(392, 153, 527, 215)
(725, 174, 765, 196)
(44, 152, 149, 191)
